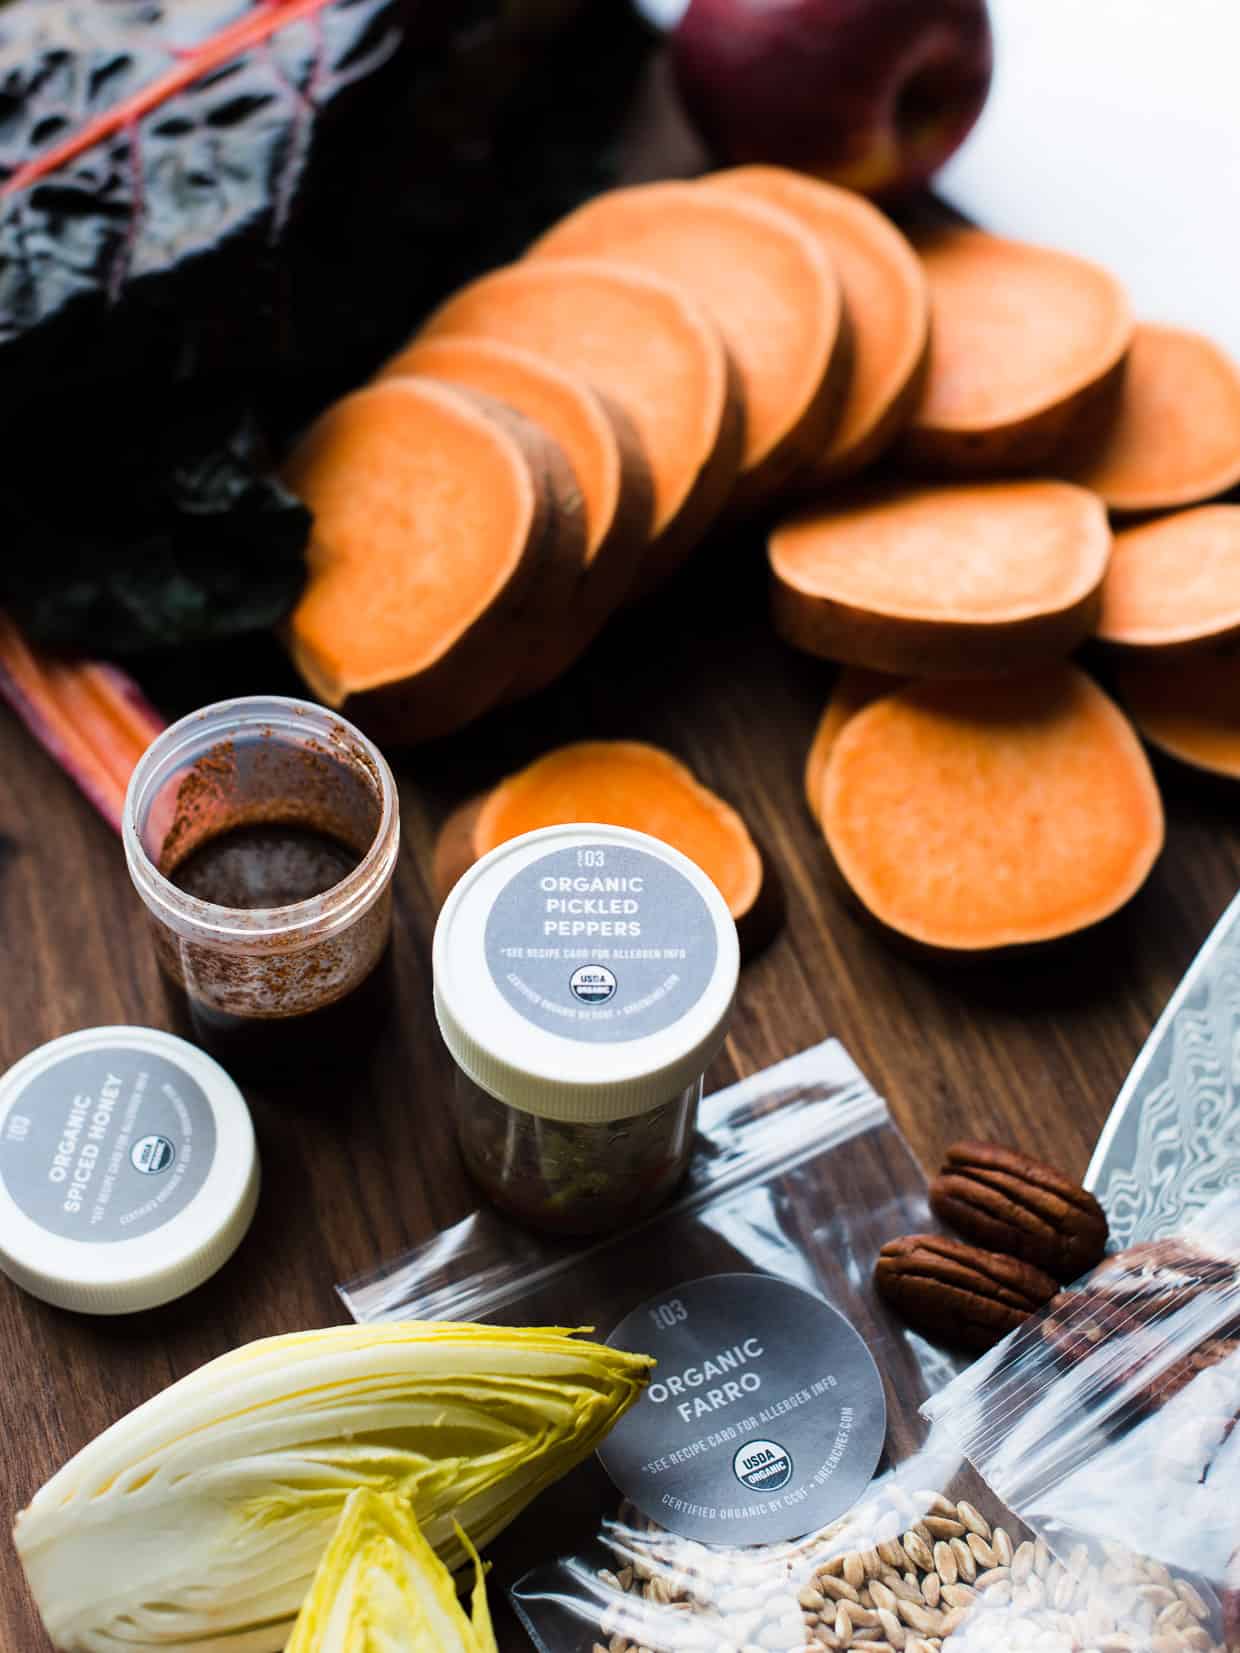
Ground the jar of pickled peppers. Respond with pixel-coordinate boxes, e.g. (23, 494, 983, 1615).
(433, 824, 739, 1237)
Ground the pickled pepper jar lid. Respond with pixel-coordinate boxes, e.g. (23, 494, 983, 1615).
(433, 824, 740, 1124)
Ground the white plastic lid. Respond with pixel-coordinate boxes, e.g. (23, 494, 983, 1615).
(433, 824, 739, 1124)
(0, 1026, 259, 1314)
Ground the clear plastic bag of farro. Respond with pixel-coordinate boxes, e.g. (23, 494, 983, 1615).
(341, 1042, 1240, 1653)
(342, 1043, 978, 1637)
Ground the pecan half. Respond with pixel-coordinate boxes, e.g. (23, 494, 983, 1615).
(930, 1140, 1109, 1283)
(1038, 1235, 1240, 1414)
(874, 1234, 1059, 1353)
(1091, 1236, 1239, 1303)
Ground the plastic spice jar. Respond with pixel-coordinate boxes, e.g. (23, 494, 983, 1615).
(0, 1026, 258, 1313)
(123, 696, 400, 1080)
(432, 823, 740, 1236)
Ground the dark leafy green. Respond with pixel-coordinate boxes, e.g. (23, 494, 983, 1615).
(0, 0, 403, 362)
(0, 0, 653, 656)
(0, 407, 309, 654)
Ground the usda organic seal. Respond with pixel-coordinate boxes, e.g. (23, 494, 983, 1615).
(599, 1273, 886, 1544)
(131, 1134, 176, 1175)
(733, 1438, 794, 1492)
(569, 965, 617, 1004)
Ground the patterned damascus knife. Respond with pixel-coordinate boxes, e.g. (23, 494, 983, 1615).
(1085, 887, 1240, 1247)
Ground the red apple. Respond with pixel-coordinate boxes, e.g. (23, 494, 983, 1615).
(669, 0, 993, 198)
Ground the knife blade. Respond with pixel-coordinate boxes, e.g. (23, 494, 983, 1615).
(1085, 887, 1240, 1247)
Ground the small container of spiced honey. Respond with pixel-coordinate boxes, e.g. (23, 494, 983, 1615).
(123, 696, 399, 1080)
(433, 823, 739, 1236)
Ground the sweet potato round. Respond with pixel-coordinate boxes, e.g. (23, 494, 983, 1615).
(1117, 656, 1240, 783)
(526, 181, 848, 507)
(820, 667, 1164, 954)
(804, 668, 903, 823)
(376, 337, 653, 694)
(442, 740, 780, 955)
(770, 480, 1112, 676)
(475, 741, 762, 915)
(705, 165, 928, 484)
(1063, 323, 1240, 514)
(283, 379, 583, 743)
(1096, 506, 1240, 655)
(904, 227, 1133, 476)
(419, 258, 742, 593)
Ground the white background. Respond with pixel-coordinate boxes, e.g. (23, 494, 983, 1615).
(940, 0, 1240, 357)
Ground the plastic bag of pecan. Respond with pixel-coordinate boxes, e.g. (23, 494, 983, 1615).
(922, 1190, 1240, 1653)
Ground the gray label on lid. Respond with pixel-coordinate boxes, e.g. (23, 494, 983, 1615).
(0, 1048, 216, 1242)
(484, 843, 719, 1044)
(599, 1274, 887, 1544)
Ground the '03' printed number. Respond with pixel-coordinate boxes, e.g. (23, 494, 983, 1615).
(649, 1297, 688, 1331)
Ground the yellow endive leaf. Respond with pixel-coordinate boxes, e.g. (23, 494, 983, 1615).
(285, 1489, 498, 1653)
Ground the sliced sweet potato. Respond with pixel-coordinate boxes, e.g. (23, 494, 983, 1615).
(283, 379, 585, 743)
(1062, 324, 1240, 513)
(1097, 507, 1240, 655)
(905, 227, 1133, 476)
(457, 740, 781, 956)
(705, 166, 928, 484)
(525, 182, 848, 507)
(1117, 656, 1240, 783)
(419, 258, 742, 594)
(821, 667, 1164, 955)
(374, 337, 654, 694)
(770, 481, 1111, 675)
(804, 668, 903, 823)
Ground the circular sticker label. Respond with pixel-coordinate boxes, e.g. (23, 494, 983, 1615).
(0, 1048, 217, 1243)
(484, 843, 718, 1044)
(131, 1135, 176, 1175)
(599, 1274, 887, 1545)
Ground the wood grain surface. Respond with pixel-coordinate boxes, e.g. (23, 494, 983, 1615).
(1, 540, 1237, 1649)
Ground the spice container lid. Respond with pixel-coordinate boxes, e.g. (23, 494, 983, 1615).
(434, 824, 740, 1123)
(0, 1026, 259, 1314)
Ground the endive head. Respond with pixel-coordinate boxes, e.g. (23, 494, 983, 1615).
(15, 1321, 653, 1653)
